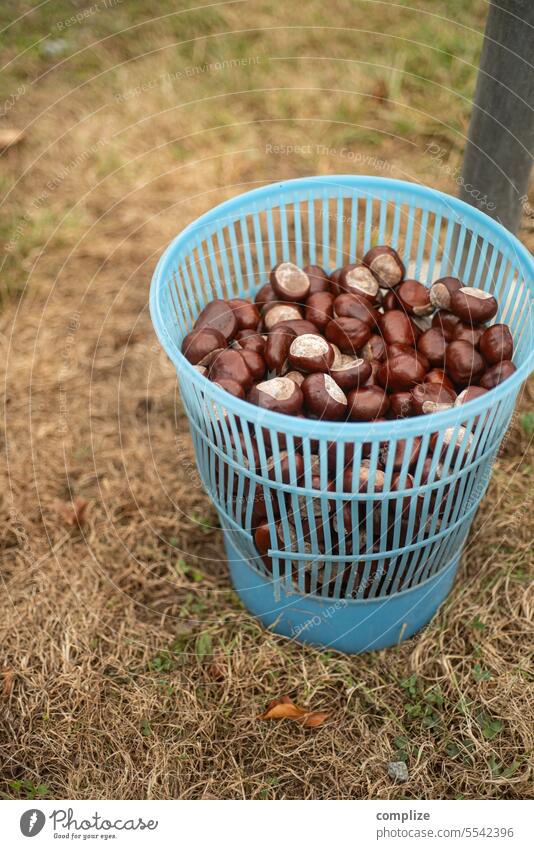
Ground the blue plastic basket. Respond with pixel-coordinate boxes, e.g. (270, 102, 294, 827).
(150, 176, 534, 653)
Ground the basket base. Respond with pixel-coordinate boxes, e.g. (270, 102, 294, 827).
(224, 533, 460, 653)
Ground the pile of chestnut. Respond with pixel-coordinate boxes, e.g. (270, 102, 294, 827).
(182, 246, 516, 423)
(181, 247, 517, 596)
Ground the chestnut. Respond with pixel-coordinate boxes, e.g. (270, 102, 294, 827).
(382, 288, 402, 311)
(363, 245, 405, 288)
(227, 298, 261, 331)
(333, 293, 380, 327)
(445, 340, 485, 387)
(286, 370, 305, 386)
(378, 352, 427, 392)
(449, 287, 498, 325)
(429, 277, 462, 311)
(264, 325, 296, 373)
(397, 279, 433, 316)
(304, 291, 335, 330)
(302, 373, 348, 420)
(432, 310, 462, 341)
(182, 327, 226, 365)
(248, 377, 303, 415)
(209, 349, 253, 390)
(379, 310, 417, 347)
(347, 385, 389, 421)
(325, 316, 371, 353)
(337, 263, 379, 302)
(452, 322, 483, 348)
(212, 378, 245, 399)
(234, 329, 266, 355)
(424, 368, 457, 395)
(380, 436, 422, 472)
(239, 349, 266, 381)
(195, 299, 237, 341)
(254, 522, 284, 568)
(480, 360, 517, 389)
(193, 364, 208, 376)
(344, 464, 386, 493)
(263, 303, 303, 330)
(330, 356, 372, 391)
(255, 282, 277, 310)
(361, 333, 387, 362)
(288, 333, 334, 373)
(303, 264, 332, 295)
(430, 426, 473, 463)
(411, 383, 456, 415)
(270, 261, 310, 302)
(479, 324, 514, 365)
(454, 385, 488, 406)
(389, 391, 414, 418)
(364, 360, 382, 386)
(266, 450, 305, 483)
(417, 328, 447, 367)
(271, 318, 318, 337)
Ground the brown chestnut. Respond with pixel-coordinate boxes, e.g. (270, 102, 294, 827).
(479, 324, 514, 365)
(389, 391, 414, 418)
(397, 279, 433, 316)
(264, 325, 296, 373)
(325, 316, 371, 353)
(302, 373, 348, 420)
(227, 298, 261, 331)
(432, 310, 462, 341)
(266, 450, 305, 483)
(379, 310, 417, 347)
(304, 291, 335, 330)
(449, 287, 498, 325)
(480, 360, 517, 389)
(288, 333, 334, 373)
(347, 385, 389, 421)
(429, 277, 462, 311)
(445, 340, 485, 387)
(363, 245, 405, 288)
(303, 264, 332, 295)
(255, 282, 277, 310)
(254, 522, 284, 568)
(212, 377, 246, 399)
(430, 426, 473, 463)
(424, 368, 457, 395)
(248, 377, 303, 415)
(209, 349, 253, 390)
(380, 436, 422, 472)
(382, 288, 402, 311)
(337, 263, 379, 302)
(263, 303, 303, 331)
(182, 327, 226, 365)
(271, 318, 318, 337)
(454, 385, 488, 406)
(285, 370, 305, 386)
(239, 349, 266, 381)
(411, 383, 456, 415)
(417, 328, 447, 367)
(234, 329, 266, 355)
(270, 261, 310, 302)
(378, 353, 427, 392)
(333, 293, 380, 327)
(361, 333, 387, 363)
(195, 299, 237, 341)
(452, 322, 483, 348)
(330, 356, 372, 391)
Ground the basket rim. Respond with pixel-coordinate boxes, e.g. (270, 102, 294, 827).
(150, 175, 534, 441)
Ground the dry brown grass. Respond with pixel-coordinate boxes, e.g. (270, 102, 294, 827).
(0, 0, 533, 800)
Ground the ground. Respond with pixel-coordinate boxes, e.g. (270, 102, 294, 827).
(0, 0, 533, 800)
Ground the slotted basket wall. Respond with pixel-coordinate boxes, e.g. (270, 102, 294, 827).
(150, 176, 534, 653)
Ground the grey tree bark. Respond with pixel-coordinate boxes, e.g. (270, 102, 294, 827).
(460, 0, 534, 234)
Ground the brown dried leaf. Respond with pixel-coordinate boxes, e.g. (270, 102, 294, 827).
(258, 695, 328, 727)
(2, 668, 14, 697)
(206, 660, 226, 681)
(371, 78, 388, 102)
(0, 128, 24, 150)
(52, 496, 89, 526)
(299, 711, 329, 728)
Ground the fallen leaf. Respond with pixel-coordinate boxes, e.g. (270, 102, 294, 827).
(52, 496, 89, 526)
(258, 696, 329, 727)
(371, 79, 388, 102)
(206, 660, 226, 681)
(2, 668, 14, 697)
(0, 128, 24, 150)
